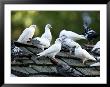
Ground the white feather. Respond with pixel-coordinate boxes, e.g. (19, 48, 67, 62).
(17, 25, 36, 44)
(74, 47, 96, 63)
(41, 24, 52, 42)
(37, 38, 62, 58)
(62, 38, 81, 48)
(92, 41, 100, 52)
(33, 37, 50, 50)
(61, 37, 81, 54)
(90, 62, 100, 66)
(59, 30, 86, 41)
(96, 56, 100, 60)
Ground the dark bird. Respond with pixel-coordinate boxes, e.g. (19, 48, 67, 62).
(82, 13, 99, 45)
(50, 58, 84, 77)
(11, 41, 23, 62)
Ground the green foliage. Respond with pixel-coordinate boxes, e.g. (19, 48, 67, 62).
(11, 11, 100, 44)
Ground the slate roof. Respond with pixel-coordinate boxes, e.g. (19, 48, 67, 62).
(11, 41, 100, 77)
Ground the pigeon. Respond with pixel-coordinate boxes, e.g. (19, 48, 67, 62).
(73, 46, 96, 64)
(17, 25, 36, 44)
(82, 13, 99, 44)
(11, 41, 23, 62)
(90, 62, 100, 66)
(91, 41, 100, 56)
(60, 35, 81, 54)
(41, 24, 52, 42)
(37, 38, 62, 59)
(59, 30, 86, 41)
(32, 24, 52, 50)
(50, 58, 84, 77)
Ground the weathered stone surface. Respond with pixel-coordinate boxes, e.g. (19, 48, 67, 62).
(11, 41, 100, 77)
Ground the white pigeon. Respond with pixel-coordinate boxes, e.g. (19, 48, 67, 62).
(37, 38, 62, 59)
(41, 24, 52, 42)
(33, 24, 52, 50)
(91, 41, 100, 52)
(60, 36, 81, 54)
(90, 62, 100, 66)
(59, 29, 86, 41)
(17, 25, 36, 44)
(74, 46, 96, 64)
(33, 37, 50, 50)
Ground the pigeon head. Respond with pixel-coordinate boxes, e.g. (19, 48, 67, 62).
(60, 35, 68, 41)
(61, 29, 67, 32)
(46, 24, 52, 29)
(60, 35, 68, 39)
(30, 25, 36, 29)
(55, 38, 62, 43)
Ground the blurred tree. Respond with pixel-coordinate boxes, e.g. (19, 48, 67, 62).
(11, 11, 100, 45)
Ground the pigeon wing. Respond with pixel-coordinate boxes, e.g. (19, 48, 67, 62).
(17, 28, 31, 43)
(41, 30, 52, 42)
(37, 43, 60, 56)
(90, 62, 100, 66)
(82, 49, 96, 61)
(34, 37, 50, 48)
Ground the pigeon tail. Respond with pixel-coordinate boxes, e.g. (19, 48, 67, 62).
(89, 56, 96, 61)
(90, 62, 100, 67)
